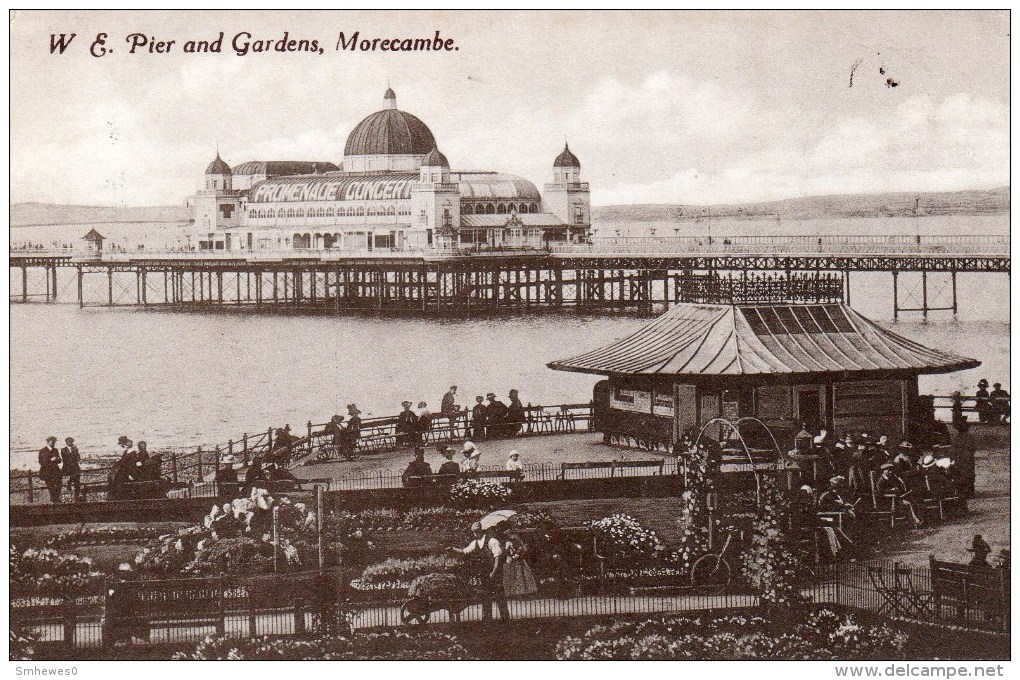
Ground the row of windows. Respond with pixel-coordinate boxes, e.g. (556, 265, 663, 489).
(461, 202, 539, 215)
(245, 202, 545, 219)
(248, 205, 413, 219)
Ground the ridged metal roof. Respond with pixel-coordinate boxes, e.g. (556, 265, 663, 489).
(233, 161, 340, 176)
(205, 154, 231, 175)
(344, 109, 436, 156)
(548, 303, 979, 377)
(455, 173, 542, 201)
(460, 213, 564, 227)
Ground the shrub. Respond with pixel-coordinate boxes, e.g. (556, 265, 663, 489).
(586, 514, 663, 565)
(739, 476, 802, 606)
(10, 624, 37, 661)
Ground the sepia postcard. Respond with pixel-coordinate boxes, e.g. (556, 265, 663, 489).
(8, 9, 1011, 668)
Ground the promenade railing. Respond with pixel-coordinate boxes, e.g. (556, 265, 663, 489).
(10, 402, 595, 505)
(11, 559, 1007, 651)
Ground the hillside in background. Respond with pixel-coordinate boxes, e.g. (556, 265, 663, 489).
(10, 203, 189, 227)
(593, 187, 1009, 222)
(9, 187, 1009, 229)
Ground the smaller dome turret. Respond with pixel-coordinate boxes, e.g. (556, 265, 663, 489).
(422, 146, 450, 168)
(206, 152, 231, 175)
(384, 86, 397, 109)
(554, 142, 580, 169)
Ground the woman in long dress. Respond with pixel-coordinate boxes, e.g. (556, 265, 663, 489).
(501, 532, 538, 597)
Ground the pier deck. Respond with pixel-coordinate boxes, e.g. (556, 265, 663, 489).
(9, 234, 1009, 316)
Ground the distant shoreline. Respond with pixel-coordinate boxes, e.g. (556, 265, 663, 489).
(10, 187, 1008, 229)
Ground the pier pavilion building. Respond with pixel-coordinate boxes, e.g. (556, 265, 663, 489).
(191, 88, 591, 252)
(548, 303, 979, 449)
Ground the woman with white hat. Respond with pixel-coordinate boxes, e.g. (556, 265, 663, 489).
(461, 440, 481, 474)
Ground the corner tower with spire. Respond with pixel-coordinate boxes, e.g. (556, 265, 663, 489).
(193, 149, 241, 249)
(543, 142, 591, 240)
(411, 145, 459, 249)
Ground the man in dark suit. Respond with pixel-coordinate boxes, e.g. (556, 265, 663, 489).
(60, 437, 82, 502)
(38, 436, 63, 503)
(395, 400, 418, 447)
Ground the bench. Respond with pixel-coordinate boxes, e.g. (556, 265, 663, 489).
(558, 459, 664, 480)
(929, 556, 1010, 626)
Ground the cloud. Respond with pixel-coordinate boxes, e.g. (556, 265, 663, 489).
(593, 91, 1008, 205)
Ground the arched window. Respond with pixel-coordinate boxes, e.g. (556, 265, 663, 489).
(497, 203, 507, 214)
(326, 207, 334, 217)
(386, 206, 395, 216)
(267, 209, 276, 218)
(296, 209, 305, 218)
(462, 204, 472, 215)
(475, 204, 485, 215)
(507, 203, 517, 214)
(485, 204, 495, 214)
(531, 203, 539, 213)
(357, 206, 365, 216)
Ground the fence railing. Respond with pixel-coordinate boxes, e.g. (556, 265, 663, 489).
(12, 558, 1008, 651)
(9, 403, 595, 505)
(10, 234, 1010, 262)
(554, 234, 1010, 256)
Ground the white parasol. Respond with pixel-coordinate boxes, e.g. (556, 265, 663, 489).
(478, 509, 517, 529)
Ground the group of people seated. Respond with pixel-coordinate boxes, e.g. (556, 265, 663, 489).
(400, 441, 525, 488)
(107, 436, 169, 501)
(316, 404, 363, 460)
(786, 425, 975, 558)
(214, 451, 299, 497)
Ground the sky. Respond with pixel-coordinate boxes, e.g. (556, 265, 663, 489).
(9, 10, 1010, 207)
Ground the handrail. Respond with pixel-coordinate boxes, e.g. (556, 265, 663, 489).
(9, 233, 1010, 260)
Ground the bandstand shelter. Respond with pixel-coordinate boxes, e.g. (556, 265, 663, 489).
(548, 303, 979, 448)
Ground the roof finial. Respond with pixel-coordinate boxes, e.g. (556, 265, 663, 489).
(384, 84, 397, 109)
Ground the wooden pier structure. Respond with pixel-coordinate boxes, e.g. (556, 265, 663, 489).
(9, 234, 1010, 317)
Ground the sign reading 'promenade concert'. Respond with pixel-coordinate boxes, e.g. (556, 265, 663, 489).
(8, 9, 1010, 671)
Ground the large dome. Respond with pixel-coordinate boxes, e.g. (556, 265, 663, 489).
(344, 105, 436, 157)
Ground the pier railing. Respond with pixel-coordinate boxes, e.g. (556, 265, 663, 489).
(10, 234, 1010, 261)
(555, 234, 1010, 256)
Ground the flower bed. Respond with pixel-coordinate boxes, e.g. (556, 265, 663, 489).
(448, 479, 513, 509)
(10, 546, 105, 598)
(556, 608, 910, 660)
(172, 630, 474, 660)
(44, 526, 167, 549)
(359, 554, 464, 587)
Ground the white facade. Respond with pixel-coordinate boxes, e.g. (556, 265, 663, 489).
(191, 89, 591, 252)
